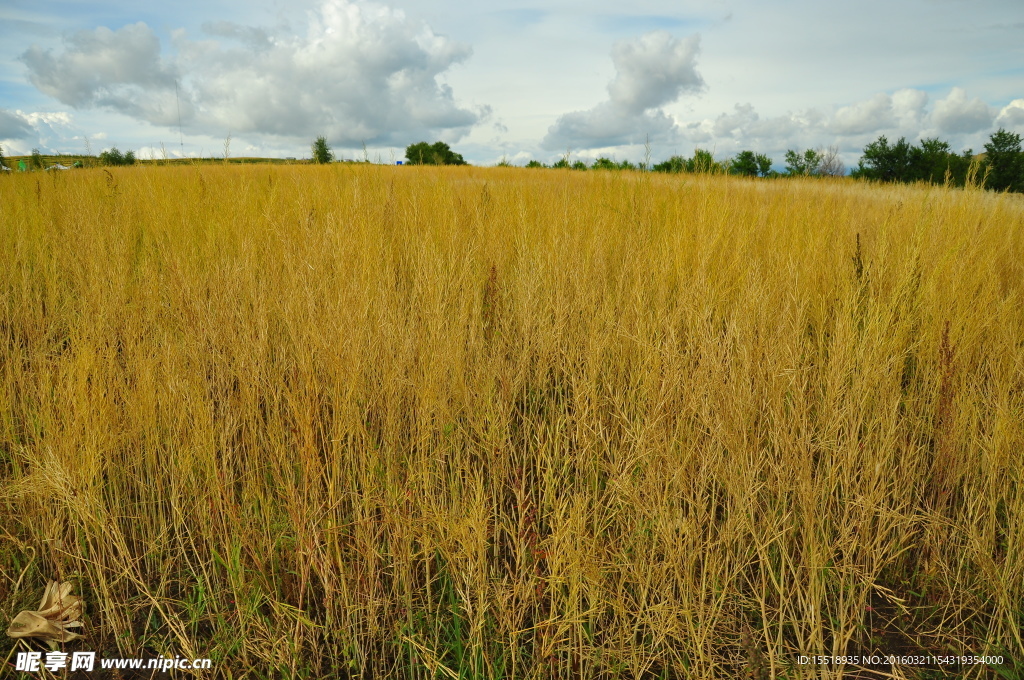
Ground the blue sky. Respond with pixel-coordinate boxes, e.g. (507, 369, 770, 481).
(1, 0, 1022, 167)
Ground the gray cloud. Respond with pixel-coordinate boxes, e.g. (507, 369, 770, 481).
(891, 89, 930, 128)
(738, 114, 801, 144)
(931, 87, 994, 134)
(829, 93, 896, 135)
(606, 31, 704, 114)
(712, 103, 758, 137)
(826, 89, 929, 136)
(544, 104, 679, 149)
(200, 21, 273, 51)
(0, 110, 74, 155)
(543, 31, 703, 150)
(21, 0, 484, 146)
(21, 22, 179, 125)
(995, 99, 1024, 130)
(659, 85, 1016, 170)
(0, 109, 34, 139)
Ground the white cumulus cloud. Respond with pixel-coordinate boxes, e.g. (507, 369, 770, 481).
(829, 93, 896, 135)
(930, 87, 994, 134)
(712, 103, 758, 138)
(826, 89, 929, 136)
(21, 22, 180, 125)
(20, 0, 485, 146)
(891, 88, 929, 128)
(0, 109, 77, 155)
(606, 31, 705, 114)
(542, 31, 704, 150)
(656, 85, 1018, 170)
(995, 99, 1024, 131)
(0, 109, 35, 140)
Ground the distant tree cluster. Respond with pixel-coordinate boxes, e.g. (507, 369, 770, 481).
(731, 150, 773, 177)
(100, 147, 136, 166)
(652, 149, 724, 174)
(851, 136, 973, 185)
(35, 125, 1023, 195)
(513, 130, 1024, 195)
(554, 157, 591, 170)
(783, 146, 845, 177)
(405, 141, 466, 165)
(311, 136, 334, 164)
(302, 130, 1022, 194)
(521, 149, 726, 173)
(518, 146, 849, 178)
(851, 129, 1023, 192)
(526, 157, 580, 169)
(522, 156, 637, 170)
(983, 129, 1024, 192)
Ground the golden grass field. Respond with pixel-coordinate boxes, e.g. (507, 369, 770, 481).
(1, 164, 1022, 678)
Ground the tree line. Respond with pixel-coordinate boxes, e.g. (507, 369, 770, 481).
(12, 129, 1021, 194)
(400, 128, 1024, 194)
(312, 138, 469, 166)
(850, 129, 1023, 192)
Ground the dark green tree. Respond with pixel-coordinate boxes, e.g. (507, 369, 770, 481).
(571, 160, 588, 170)
(525, 160, 545, 168)
(852, 136, 977, 187)
(690, 148, 718, 173)
(982, 128, 1024, 192)
(784, 148, 823, 176)
(731, 150, 759, 176)
(311, 136, 334, 164)
(732, 150, 773, 177)
(592, 157, 618, 170)
(652, 155, 686, 173)
(444, 144, 467, 165)
(405, 141, 432, 164)
(947, 148, 976, 187)
(851, 136, 913, 182)
(31, 148, 44, 169)
(100, 147, 125, 166)
(405, 141, 466, 165)
(908, 138, 954, 183)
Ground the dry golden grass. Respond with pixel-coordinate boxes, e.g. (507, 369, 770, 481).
(1, 164, 1023, 679)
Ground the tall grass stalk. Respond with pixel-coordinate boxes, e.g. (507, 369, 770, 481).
(1, 165, 1022, 678)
